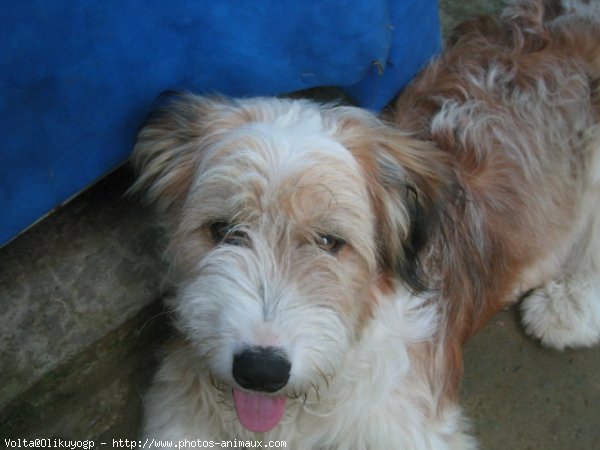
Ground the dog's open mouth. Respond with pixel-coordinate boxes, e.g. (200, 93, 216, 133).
(233, 388, 287, 433)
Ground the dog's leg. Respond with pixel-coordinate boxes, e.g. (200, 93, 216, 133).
(520, 0, 600, 351)
(521, 189, 600, 350)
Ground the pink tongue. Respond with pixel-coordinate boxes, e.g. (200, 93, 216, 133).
(232, 389, 287, 433)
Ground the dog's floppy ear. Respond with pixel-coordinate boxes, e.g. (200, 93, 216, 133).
(369, 129, 450, 292)
(129, 92, 233, 216)
(331, 108, 450, 292)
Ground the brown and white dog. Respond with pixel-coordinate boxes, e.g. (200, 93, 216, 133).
(131, 1, 600, 448)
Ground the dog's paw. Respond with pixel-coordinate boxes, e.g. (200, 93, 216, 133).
(521, 279, 600, 350)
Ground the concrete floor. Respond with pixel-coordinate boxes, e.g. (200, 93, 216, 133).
(1, 0, 599, 448)
(462, 310, 600, 449)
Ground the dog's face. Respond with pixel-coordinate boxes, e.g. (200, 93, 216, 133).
(132, 94, 441, 432)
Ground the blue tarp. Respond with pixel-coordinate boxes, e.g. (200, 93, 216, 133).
(0, 0, 441, 246)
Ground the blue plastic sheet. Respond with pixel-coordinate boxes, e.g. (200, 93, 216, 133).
(0, 0, 441, 245)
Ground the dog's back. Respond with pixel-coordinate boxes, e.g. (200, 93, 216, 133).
(387, 0, 600, 348)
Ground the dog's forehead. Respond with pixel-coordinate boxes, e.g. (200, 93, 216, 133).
(190, 114, 373, 226)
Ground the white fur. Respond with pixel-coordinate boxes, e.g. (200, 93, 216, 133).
(144, 285, 475, 449)
(135, 99, 474, 448)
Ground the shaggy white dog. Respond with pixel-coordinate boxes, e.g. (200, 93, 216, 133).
(131, 1, 600, 448)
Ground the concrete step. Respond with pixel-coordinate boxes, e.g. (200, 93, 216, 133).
(0, 168, 170, 439)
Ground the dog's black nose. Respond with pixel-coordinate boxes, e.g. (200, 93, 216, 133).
(232, 346, 291, 393)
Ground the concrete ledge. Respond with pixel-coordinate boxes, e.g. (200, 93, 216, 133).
(0, 168, 168, 438)
(1, 299, 170, 439)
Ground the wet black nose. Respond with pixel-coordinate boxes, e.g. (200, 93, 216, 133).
(232, 346, 291, 393)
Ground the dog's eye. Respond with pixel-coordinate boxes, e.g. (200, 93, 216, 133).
(316, 234, 345, 254)
(209, 222, 249, 246)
